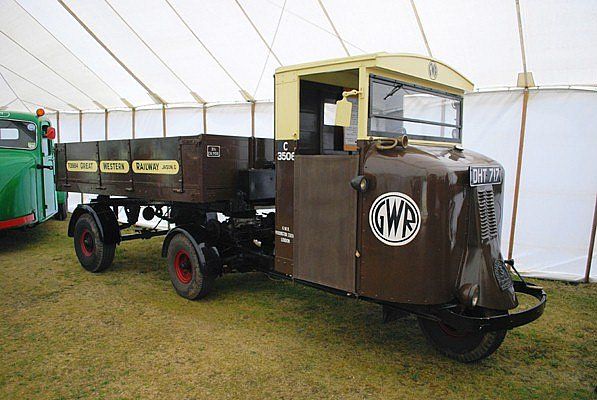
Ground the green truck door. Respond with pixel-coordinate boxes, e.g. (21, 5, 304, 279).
(41, 137, 57, 218)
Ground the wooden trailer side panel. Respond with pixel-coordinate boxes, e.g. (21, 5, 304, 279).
(55, 134, 274, 205)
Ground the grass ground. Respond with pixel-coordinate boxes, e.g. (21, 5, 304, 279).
(0, 219, 595, 400)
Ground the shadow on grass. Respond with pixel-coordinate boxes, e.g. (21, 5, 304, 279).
(57, 232, 550, 367)
(102, 246, 428, 359)
(0, 223, 60, 253)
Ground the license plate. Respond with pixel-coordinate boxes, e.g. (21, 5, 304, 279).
(469, 166, 502, 186)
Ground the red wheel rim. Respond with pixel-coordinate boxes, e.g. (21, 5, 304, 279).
(174, 250, 193, 284)
(80, 228, 94, 257)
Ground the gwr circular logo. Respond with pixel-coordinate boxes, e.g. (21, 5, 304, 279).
(369, 192, 421, 246)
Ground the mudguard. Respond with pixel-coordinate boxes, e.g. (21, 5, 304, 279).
(68, 204, 120, 244)
(162, 227, 221, 276)
(436, 281, 547, 333)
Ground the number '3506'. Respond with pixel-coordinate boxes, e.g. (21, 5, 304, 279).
(277, 151, 294, 161)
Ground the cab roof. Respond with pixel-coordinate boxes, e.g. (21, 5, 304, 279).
(275, 52, 474, 93)
(0, 110, 49, 125)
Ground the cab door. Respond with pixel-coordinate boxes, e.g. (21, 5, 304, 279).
(40, 136, 57, 218)
(291, 81, 359, 292)
(293, 154, 359, 292)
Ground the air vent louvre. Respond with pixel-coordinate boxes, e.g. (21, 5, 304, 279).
(477, 187, 499, 242)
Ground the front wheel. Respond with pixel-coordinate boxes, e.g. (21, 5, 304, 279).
(418, 308, 507, 363)
(166, 233, 215, 300)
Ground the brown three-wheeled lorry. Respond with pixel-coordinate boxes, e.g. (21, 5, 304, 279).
(55, 53, 546, 362)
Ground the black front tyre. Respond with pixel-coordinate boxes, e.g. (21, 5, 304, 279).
(418, 308, 507, 363)
(73, 213, 116, 273)
(166, 233, 214, 300)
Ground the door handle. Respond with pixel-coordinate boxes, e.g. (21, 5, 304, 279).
(37, 164, 54, 170)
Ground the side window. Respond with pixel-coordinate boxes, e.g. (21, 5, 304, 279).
(0, 128, 19, 140)
(0, 120, 37, 150)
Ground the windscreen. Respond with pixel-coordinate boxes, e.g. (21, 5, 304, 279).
(0, 119, 37, 150)
(369, 76, 462, 142)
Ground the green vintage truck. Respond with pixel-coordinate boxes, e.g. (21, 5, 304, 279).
(0, 109, 67, 230)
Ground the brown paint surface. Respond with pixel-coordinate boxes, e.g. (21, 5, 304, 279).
(358, 141, 515, 308)
(56, 134, 274, 205)
(293, 155, 358, 291)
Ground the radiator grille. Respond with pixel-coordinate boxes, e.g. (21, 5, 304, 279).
(477, 187, 499, 242)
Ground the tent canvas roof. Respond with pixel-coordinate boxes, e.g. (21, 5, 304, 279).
(0, 0, 595, 112)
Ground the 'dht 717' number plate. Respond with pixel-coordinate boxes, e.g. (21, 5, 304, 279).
(469, 166, 502, 187)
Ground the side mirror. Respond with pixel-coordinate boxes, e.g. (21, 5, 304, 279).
(335, 98, 353, 127)
(334, 89, 361, 127)
(44, 126, 56, 140)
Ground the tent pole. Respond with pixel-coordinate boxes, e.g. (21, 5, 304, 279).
(202, 106, 207, 134)
(104, 109, 109, 141)
(317, 0, 350, 56)
(57, 0, 160, 104)
(251, 102, 256, 138)
(585, 194, 597, 283)
(249, 101, 256, 168)
(507, 88, 529, 260)
(233, 0, 282, 65)
(0, 31, 106, 108)
(162, 104, 167, 137)
(508, 0, 531, 261)
(56, 111, 60, 143)
(132, 108, 136, 139)
(0, 63, 76, 110)
(165, 0, 248, 95)
(13, 0, 125, 105)
(0, 68, 32, 112)
(103, 0, 204, 105)
(410, 0, 433, 58)
(79, 110, 83, 204)
(78, 111, 83, 142)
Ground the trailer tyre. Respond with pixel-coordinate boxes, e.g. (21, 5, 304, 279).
(73, 213, 116, 273)
(418, 308, 507, 363)
(166, 234, 214, 300)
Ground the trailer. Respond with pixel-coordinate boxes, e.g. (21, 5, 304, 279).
(56, 53, 546, 362)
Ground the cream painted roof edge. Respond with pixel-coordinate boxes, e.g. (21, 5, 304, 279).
(275, 52, 474, 91)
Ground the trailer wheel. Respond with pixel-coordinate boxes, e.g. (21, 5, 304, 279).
(418, 308, 507, 363)
(73, 213, 116, 273)
(166, 233, 214, 300)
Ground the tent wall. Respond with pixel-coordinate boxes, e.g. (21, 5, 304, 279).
(463, 90, 597, 282)
(512, 90, 597, 282)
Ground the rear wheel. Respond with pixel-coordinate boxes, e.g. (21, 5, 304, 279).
(418, 308, 507, 363)
(166, 233, 214, 300)
(73, 213, 116, 273)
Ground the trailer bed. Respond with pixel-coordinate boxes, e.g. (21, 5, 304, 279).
(55, 134, 274, 204)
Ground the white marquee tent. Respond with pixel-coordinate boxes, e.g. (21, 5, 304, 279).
(0, 0, 595, 282)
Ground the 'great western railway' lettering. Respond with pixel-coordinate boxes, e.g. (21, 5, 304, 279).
(131, 160, 179, 175)
(100, 161, 129, 173)
(66, 160, 98, 173)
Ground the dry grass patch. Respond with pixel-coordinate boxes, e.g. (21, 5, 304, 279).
(0, 220, 595, 399)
